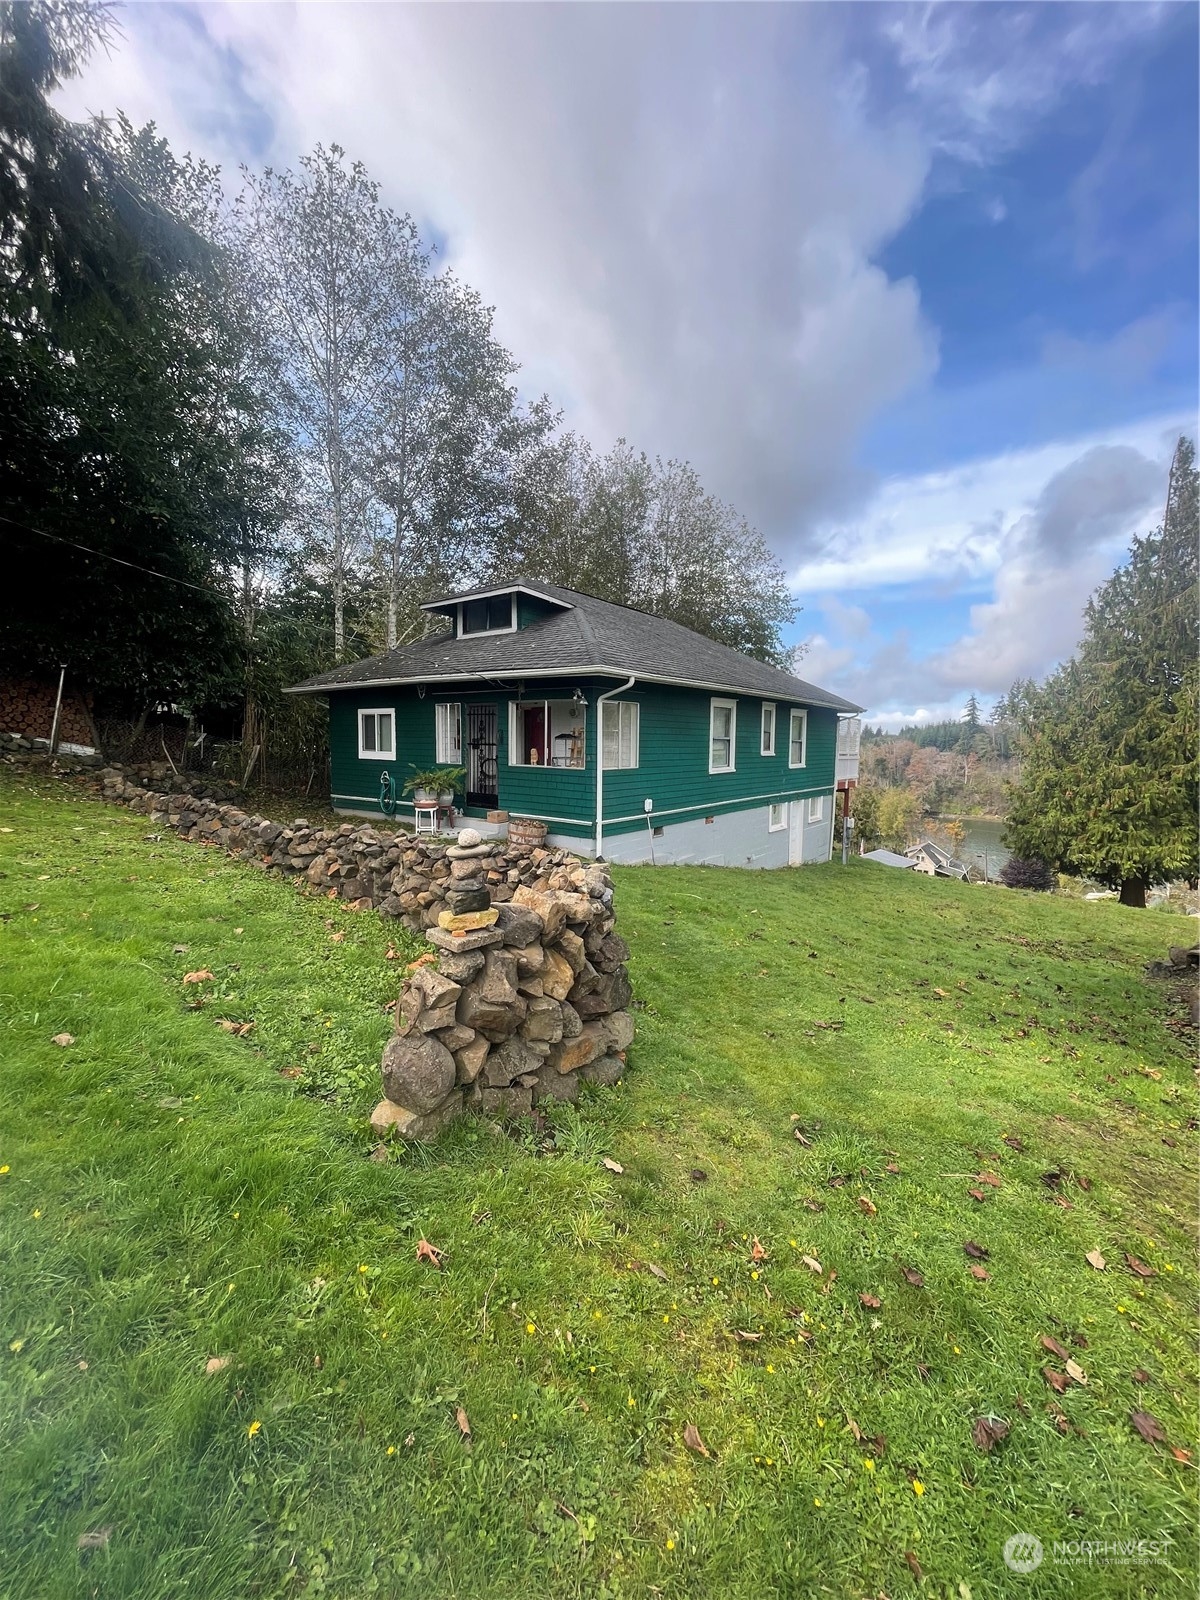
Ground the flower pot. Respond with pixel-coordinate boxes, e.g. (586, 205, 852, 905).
(413, 788, 436, 805)
(507, 816, 547, 849)
(437, 790, 455, 807)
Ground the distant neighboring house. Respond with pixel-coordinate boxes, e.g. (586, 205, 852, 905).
(287, 580, 863, 866)
(906, 839, 970, 880)
(862, 848, 917, 870)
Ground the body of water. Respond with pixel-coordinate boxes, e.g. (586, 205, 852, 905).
(952, 817, 1010, 880)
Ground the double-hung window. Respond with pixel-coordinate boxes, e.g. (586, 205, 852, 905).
(602, 700, 639, 770)
(710, 698, 736, 773)
(768, 802, 787, 831)
(435, 702, 461, 764)
(761, 702, 776, 756)
(358, 708, 394, 760)
(808, 794, 825, 824)
(789, 708, 808, 768)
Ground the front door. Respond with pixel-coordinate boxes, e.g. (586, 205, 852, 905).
(465, 704, 498, 810)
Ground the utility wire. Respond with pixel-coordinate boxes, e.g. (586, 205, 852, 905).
(0, 511, 216, 594)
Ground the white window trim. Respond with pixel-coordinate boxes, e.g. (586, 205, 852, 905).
(709, 697, 737, 774)
(507, 699, 587, 769)
(768, 801, 787, 832)
(807, 793, 825, 824)
(602, 699, 640, 771)
(435, 701, 461, 764)
(761, 701, 776, 756)
(457, 592, 517, 638)
(789, 708, 808, 769)
(357, 707, 395, 761)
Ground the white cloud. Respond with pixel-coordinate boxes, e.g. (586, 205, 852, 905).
(61, 3, 943, 545)
(796, 414, 1189, 718)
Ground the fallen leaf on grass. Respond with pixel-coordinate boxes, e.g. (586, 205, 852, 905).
(1003, 1135, 1026, 1152)
(963, 1241, 989, 1260)
(750, 1237, 768, 1263)
(859, 1293, 882, 1309)
(727, 1329, 763, 1343)
(183, 970, 214, 985)
(975, 1171, 1001, 1188)
(905, 1551, 924, 1581)
(1050, 1196, 1074, 1210)
(793, 1127, 813, 1147)
(1065, 1359, 1087, 1386)
(968, 1188, 987, 1203)
(328, 930, 345, 943)
(1040, 1334, 1071, 1362)
(971, 1416, 1010, 1453)
(600, 1157, 624, 1174)
(1043, 1368, 1071, 1394)
(278, 1066, 303, 1080)
(885, 1161, 901, 1175)
(932, 987, 949, 999)
(1047, 1402, 1072, 1435)
(415, 1239, 443, 1268)
(644, 1262, 669, 1282)
(902, 1267, 925, 1288)
(968, 1264, 990, 1281)
(1171, 1446, 1193, 1463)
(1130, 1409, 1167, 1445)
(217, 1019, 255, 1037)
(454, 1406, 471, 1442)
(857, 1196, 877, 1217)
(802, 1197, 824, 1212)
(1085, 1249, 1107, 1271)
(683, 1421, 711, 1458)
(77, 1528, 112, 1551)
(205, 1357, 231, 1375)
(689, 1168, 708, 1183)
(51, 1033, 75, 1047)
(1124, 1253, 1156, 1279)
(1132, 1368, 1152, 1384)
(801, 1255, 822, 1273)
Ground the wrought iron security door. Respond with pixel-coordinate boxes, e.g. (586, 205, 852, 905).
(465, 703, 498, 809)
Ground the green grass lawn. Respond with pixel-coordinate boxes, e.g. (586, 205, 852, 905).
(1, 770, 1196, 1599)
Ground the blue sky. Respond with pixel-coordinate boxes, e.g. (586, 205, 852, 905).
(60, 2, 1198, 726)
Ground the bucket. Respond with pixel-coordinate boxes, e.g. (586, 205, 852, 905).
(507, 816, 547, 849)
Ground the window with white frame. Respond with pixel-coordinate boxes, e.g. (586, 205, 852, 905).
(358, 708, 394, 760)
(507, 699, 586, 768)
(808, 793, 825, 824)
(435, 702, 461, 764)
(789, 708, 808, 768)
(761, 701, 776, 756)
(459, 593, 515, 636)
(602, 700, 639, 770)
(710, 698, 736, 772)
(768, 802, 787, 831)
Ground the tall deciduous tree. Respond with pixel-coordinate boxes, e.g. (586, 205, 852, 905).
(1005, 437, 1199, 906)
(243, 147, 402, 660)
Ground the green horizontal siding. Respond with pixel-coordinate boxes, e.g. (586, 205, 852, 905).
(601, 685, 836, 837)
(326, 678, 838, 837)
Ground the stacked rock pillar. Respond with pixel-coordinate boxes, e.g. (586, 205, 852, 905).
(372, 830, 634, 1139)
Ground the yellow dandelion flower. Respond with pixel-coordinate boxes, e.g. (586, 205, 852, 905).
(816, 1417, 825, 1428)
(662, 1315, 670, 1324)
(227, 1282, 236, 1293)
(246, 1420, 261, 1438)
(31, 1209, 41, 1219)
(386, 1445, 396, 1456)
(751, 1270, 759, 1281)
(589, 1365, 597, 1373)
(789, 1239, 798, 1248)
(0, 1166, 9, 1175)
(627, 1395, 636, 1407)
(863, 1458, 875, 1472)
(666, 1538, 675, 1551)
(1117, 1304, 1126, 1314)
(766, 1364, 775, 1373)
(712, 1277, 720, 1286)
(9, 1338, 24, 1353)
(912, 1479, 925, 1496)
(358, 1264, 369, 1274)
(512, 1412, 519, 1420)
(232, 1211, 239, 1219)
(593, 1310, 603, 1320)
(953, 1346, 961, 1354)
(813, 1497, 823, 1507)
(526, 1322, 537, 1335)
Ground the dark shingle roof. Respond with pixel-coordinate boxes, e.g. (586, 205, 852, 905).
(286, 580, 863, 713)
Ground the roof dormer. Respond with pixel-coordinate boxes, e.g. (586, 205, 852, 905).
(421, 582, 575, 640)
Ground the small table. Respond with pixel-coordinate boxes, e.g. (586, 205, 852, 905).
(414, 803, 456, 835)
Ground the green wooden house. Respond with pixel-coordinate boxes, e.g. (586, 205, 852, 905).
(287, 581, 863, 867)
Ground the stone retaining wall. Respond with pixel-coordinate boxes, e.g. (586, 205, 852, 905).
(70, 767, 633, 1137)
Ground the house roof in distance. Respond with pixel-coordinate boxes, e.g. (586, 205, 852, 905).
(286, 579, 864, 712)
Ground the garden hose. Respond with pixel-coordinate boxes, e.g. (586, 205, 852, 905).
(379, 769, 398, 818)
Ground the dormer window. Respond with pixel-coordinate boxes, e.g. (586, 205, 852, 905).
(460, 593, 516, 636)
